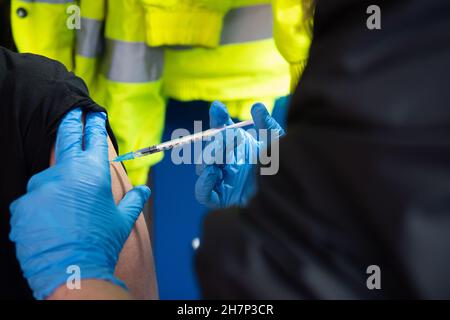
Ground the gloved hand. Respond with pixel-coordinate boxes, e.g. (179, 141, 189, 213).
(195, 101, 285, 209)
(9, 108, 151, 300)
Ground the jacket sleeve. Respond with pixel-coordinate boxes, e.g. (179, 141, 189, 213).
(11, 0, 76, 70)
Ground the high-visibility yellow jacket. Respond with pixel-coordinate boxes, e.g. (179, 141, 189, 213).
(11, 0, 164, 185)
(142, 0, 292, 119)
(272, 0, 314, 90)
(11, 0, 310, 185)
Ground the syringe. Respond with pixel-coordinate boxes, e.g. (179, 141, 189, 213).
(112, 120, 254, 162)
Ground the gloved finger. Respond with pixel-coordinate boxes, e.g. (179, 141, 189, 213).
(55, 108, 83, 163)
(209, 101, 233, 128)
(209, 101, 243, 166)
(195, 140, 208, 175)
(202, 128, 248, 167)
(220, 126, 253, 165)
(195, 165, 221, 208)
(84, 112, 108, 162)
(117, 185, 151, 229)
(251, 102, 286, 136)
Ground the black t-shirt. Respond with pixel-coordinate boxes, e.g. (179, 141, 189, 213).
(0, 47, 118, 299)
(196, 0, 450, 298)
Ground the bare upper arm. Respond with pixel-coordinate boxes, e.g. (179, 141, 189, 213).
(50, 137, 158, 299)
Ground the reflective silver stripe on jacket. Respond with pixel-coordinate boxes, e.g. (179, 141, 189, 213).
(102, 39, 163, 83)
(220, 4, 273, 45)
(76, 18, 104, 58)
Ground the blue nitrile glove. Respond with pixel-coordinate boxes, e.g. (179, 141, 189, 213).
(195, 101, 285, 209)
(9, 108, 151, 300)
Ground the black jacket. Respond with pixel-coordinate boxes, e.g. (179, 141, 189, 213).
(196, 0, 450, 299)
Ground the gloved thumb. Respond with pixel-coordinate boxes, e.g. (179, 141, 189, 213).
(209, 101, 233, 128)
(117, 185, 151, 227)
(195, 165, 222, 208)
(251, 103, 285, 135)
